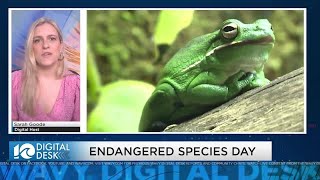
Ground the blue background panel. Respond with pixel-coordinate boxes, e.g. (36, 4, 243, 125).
(1, 0, 320, 171)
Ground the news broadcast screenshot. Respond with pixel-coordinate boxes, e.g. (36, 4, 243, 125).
(1, 1, 320, 178)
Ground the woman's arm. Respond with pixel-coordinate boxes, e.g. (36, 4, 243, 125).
(72, 75, 80, 121)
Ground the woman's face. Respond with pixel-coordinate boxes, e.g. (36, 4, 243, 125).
(32, 23, 62, 68)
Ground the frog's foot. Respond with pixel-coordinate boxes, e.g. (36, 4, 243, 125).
(250, 77, 270, 88)
(226, 71, 247, 83)
(163, 124, 178, 131)
(227, 72, 255, 99)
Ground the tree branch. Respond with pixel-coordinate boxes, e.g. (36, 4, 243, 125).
(165, 67, 305, 133)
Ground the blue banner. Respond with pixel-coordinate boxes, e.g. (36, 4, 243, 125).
(0, 162, 319, 179)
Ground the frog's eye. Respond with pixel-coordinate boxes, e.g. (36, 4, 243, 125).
(222, 23, 238, 39)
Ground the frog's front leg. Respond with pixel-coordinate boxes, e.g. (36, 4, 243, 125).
(182, 71, 255, 105)
(139, 83, 178, 132)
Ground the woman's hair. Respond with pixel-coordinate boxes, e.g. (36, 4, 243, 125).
(21, 17, 66, 116)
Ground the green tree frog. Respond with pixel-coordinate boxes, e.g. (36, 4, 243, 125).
(139, 19, 275, 132)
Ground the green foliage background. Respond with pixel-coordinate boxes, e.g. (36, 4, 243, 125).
(87, 10, 304, 114)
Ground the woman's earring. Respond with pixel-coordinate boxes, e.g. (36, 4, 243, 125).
(58, 52, 64, 61)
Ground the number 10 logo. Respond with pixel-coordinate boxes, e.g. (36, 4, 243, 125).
(13, 143, 35, 159)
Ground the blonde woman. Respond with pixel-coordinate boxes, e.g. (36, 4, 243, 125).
(12, 17, 80, 121)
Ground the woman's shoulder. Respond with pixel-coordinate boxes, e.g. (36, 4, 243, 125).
(64, 70, 80, 87)
(12, 70, 23, 86)
(12, 69, 22, 77)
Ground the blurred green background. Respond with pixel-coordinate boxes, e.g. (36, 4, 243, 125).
(87, 10, 304, 132)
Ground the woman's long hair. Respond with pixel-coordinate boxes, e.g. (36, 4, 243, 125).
(21, 17, 66, 116)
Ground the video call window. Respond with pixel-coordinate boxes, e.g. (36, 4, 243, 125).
(10, 10, 81, 133)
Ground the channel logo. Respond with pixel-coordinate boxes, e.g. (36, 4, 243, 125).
(10, 142, 73, 161)
(14, 143, 35, 159)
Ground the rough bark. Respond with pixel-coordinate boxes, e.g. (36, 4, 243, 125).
(165, 67, 305, 133)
